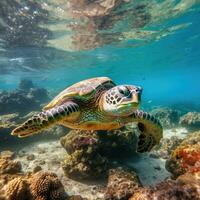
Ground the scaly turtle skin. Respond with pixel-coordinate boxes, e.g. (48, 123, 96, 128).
(11, 77, 163, 152)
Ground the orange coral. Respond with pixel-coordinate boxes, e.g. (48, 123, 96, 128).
(175, 145, 200, 173)
(166, 131, 200, 177)
(172, 142, 200, 174)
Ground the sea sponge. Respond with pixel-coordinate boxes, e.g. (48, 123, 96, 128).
(29, 171, 68, 200)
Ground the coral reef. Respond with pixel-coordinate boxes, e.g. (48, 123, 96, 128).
(0, 155, 21, 175)
(166, 131, 200, 178)
(0, 151, 15, 160)
(30, 171, 68, 200)
(105, 167, 141, 200)
(150, 136, 183, 159)
(129, 172, 200, 200)
(61, 126, 138, 179)
(0, 113, 18, 128)
(60, 130, 99, 155)
(0, 177, 31, 200)
(0, 151, 85, 200)
(0, 171, 69, 200)
(0, 79, 49, 115)
(62, 149, 108, 180)
(0, 151, 24, 196)
(150, 107, 181, 128)
(61, 126, 138, 157)
(0, 79, 58, 145)
(179, 112, 200, 131)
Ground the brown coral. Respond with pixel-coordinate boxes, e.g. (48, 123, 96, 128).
(166, 131, 200, 178)
(29, 171, 68, 200)
(0, 157, 21, 175)
(0, 177, 31, 200)
(0, 151, 15, 160)
(105, 167, 141, 200)
(62, 149, 108, 180)
(61, 127, 139, 180)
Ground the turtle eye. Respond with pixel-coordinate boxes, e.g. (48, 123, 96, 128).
(119, 88, 131, 97)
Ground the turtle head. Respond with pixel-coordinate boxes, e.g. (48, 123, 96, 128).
(101, 85, 142, 116)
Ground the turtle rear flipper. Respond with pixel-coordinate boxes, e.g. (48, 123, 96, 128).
(11, 102, 80, 138)
(131, 110, 163, 153)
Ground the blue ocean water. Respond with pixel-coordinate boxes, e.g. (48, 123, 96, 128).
(0, 0, 200, 109)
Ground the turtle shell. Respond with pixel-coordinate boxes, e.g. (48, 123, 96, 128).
(43, 77, 115, 110)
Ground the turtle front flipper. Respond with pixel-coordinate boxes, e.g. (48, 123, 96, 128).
(11, 102, 80, 138)
(130, 110, 163, 153)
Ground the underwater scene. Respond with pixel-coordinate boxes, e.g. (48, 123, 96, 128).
(0, 0, 200, 199)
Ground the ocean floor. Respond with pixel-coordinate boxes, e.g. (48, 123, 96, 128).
(13, 127, 188, 200)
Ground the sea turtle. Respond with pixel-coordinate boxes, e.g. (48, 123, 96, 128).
(11, 77, 163, 152)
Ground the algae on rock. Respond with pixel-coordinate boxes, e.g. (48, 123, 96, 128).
(61, 126, 139, 180)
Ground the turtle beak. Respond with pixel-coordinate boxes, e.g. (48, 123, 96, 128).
(119, 93, 140, 109)
(130, 93, 140, 108)
(130, 87, 142, 108)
